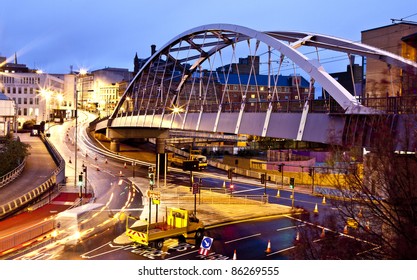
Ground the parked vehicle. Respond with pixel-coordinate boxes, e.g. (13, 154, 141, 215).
(126, 207, 204, 249)
(167, 151, 207, 170)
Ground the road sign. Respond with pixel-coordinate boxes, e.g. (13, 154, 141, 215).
(199, 236, 213, 256)
(192, 182, 199, 194)
(146, 190, 160, 200)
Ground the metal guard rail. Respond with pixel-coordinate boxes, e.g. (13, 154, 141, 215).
(0, 133, 65, 220)
(0, 157, 27, 189)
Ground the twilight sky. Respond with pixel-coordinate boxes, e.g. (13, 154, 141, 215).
(1, 0, 416, 74)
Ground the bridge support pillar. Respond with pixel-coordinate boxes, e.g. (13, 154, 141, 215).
(155, 137, 167, 186)
(110, 140, 120, 153)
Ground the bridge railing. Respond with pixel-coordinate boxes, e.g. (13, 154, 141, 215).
(112, 95, 417, 118)
(0, 157, 27, 190)
(360, 94, 417, 114)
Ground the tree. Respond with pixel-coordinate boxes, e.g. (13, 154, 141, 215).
(289, 114, 417, 260)
(0, 134, 30, 176)
(334, 116, 417, 259)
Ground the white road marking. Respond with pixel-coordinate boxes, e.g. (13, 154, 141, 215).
(224, 233, 262, 244)
(266, 246, 296, 256)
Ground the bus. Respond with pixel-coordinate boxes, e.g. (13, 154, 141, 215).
(53, 203, 117, 246)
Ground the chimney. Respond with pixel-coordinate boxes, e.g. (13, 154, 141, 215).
(151, 44, 156, 55)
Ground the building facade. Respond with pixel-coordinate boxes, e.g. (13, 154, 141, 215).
(0, 92, 15, 136)
(362, 22, 417, 98)
(0, 57, 66, 127)
(76, 67, 132, 117)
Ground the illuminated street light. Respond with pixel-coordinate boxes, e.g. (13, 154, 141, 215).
(56, 93, 64, 108)
(79, 68, 87, 76)
(171, 105, 184, 114)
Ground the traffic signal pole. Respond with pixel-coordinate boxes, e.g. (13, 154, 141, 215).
(292, 187, 295, 209)
(148, 166, 155, 223)
(290, 177, 295, 209)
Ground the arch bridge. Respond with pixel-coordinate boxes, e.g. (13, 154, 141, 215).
(94, 24, 417, 152)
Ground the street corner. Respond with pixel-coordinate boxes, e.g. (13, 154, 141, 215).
(113, 233, 133, 245)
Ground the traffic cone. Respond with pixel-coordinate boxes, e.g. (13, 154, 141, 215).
(358, 209, 363, 218)
(365, 221, 370, 232)
(322, 196, 326, 204)
(276, 189, 280, 197)
(105, 158, 108, 164)
(233, 250, 237, 260)
(320, 228, 325, 238)
(222, 181, 226, 188)
(313, 203, 319, 214)
(119, 170, 123, 177)
(124, 162, 127, 168)
(265, 240, 271, 253)
(295, 231, 300, 243)
(96, 166, 100, 171)
(343, 225, 348, 234)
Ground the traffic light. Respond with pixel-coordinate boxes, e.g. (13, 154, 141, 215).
(228, 168, 233, 179)
(149, 173, 154, 186)
(148, 166, 155, 186)
(289, 177, 295, 189)
(278, 164, 282, 173)
(308, 167, 313, 177)
(261, 174, 266, 184)
(183, 160, 199, 171)
(78, 174, 83, 184)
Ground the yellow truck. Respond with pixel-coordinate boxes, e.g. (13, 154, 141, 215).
(167, 151, 207, 170)
(126, 207, 204, 249)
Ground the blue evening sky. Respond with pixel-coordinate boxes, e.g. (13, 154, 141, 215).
(0, 0, 416, 74)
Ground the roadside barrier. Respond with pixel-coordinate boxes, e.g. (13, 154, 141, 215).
(0, 132, 65, 220)
(0, 157, 27, 189)
(0, 219, 54, 255)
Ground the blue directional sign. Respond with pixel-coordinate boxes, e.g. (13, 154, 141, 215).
(200, 236, 213, 250)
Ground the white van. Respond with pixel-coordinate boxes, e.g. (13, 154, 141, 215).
(53, 203, 116, 246)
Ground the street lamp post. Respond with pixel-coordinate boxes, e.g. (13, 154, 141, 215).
(74, 69, 87, 201)
(83, 164, 87, 198)
(132, 162, 136, 178)
(74, 77, 78, 198)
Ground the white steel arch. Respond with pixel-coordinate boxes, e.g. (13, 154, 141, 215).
(111, 23, 417, 121)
